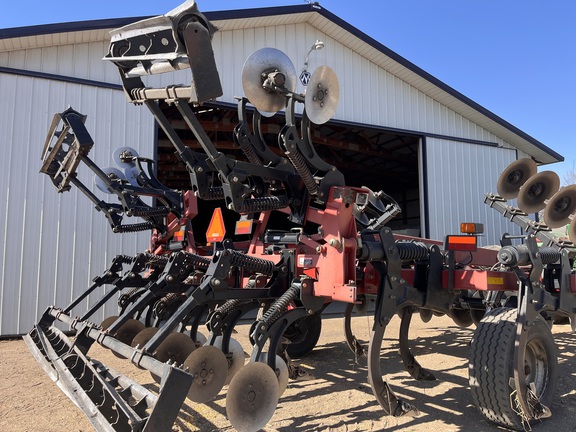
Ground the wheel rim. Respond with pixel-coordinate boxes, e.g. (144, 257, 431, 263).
(524, 338, 550, 395)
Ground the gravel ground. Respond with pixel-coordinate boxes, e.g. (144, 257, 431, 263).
(1, 313, 575, 432)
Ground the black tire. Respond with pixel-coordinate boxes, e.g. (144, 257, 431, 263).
(283, 313, 322, 358)
(468, 307, 558, 430)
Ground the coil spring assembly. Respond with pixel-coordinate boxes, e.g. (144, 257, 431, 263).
(116, 254, 135, 265)
(259, 284, 300, 326)
(396, 241, 430, 261)
(200, 187, 225, 201)
(237, 195, 290, 213)
(235, 130, 263, 166)
(498, 245, 562, 266)
(143, 253, 169, 270)
(225, 250, 275, 275)
(285, 148, 319, 196)
(113, 222, 155, 233)
(130, 206, 171, 217)
(538, 247, 563, 264)
(214, 299, 243, 315)
(154, 293, 182, 319)
(118, 286, 143, 308)
(182, 252, 211, 269)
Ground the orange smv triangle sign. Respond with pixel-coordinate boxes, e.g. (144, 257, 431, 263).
(206, 207, 226, 243)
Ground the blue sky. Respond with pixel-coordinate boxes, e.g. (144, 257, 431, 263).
(2, 1, 574, 183)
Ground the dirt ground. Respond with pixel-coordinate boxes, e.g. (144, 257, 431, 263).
(1, 313, 575, 432)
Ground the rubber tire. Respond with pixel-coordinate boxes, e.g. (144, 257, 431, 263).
(284, 313, 322, 358)
(468, 307, 558, 431)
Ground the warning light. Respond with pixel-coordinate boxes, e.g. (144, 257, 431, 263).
(460, 223, 484, 234)
(445, 235, 478, 252)
(206, 208, 226, 243)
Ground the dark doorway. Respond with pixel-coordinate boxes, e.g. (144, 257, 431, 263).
(155, 102, 422, 239)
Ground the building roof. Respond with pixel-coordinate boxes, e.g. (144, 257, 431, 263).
(0, 3, 563, 164)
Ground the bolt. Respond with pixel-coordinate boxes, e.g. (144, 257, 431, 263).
(212, 279, 221, 286)
(329, 238, 341, 249)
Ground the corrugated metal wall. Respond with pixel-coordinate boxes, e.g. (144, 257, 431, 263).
(0, 22, 533, 335)
(1, 26, 515, 149)
(210, 24, 515, 153)
(0, 73, 154, 336)
(425, 137, 526, 245)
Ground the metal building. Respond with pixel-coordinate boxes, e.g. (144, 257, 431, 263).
(0, 4, 563, 336)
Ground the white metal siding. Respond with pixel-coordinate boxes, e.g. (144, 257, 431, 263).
(210, 24, 515, 151)
(425, 137, 522, 245)
(0, 73, 154, 336)
(1, 25, 513, 150)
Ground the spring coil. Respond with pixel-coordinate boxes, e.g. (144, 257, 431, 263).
(237, 134, 263, 166)
(396, 241, 430, 261)
(224, 250, 275, 275)
(116, 254, 134, 265)
(285, 149, 319, 196)
(259, 285, 300, 326)
(538, 247, 562, 264)
(214, 299, 243, 315)
(118, 286, 141, 308)
(154, 293, 181, 319)
(143, 253, 169, 270)
(498, 245, 561, 266)
(182, 252, 211, 269)
(238, 195, 290, 213)
(113, 222, 154, 233)
(131, 206, 171, 217)
(143, 253, 169, 263)
(201, 187, 225, 201)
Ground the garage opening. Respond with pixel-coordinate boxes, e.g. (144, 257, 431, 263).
(155, 102, 422, 241)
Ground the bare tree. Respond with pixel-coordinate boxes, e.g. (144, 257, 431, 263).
(562, 160, 576, 186)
